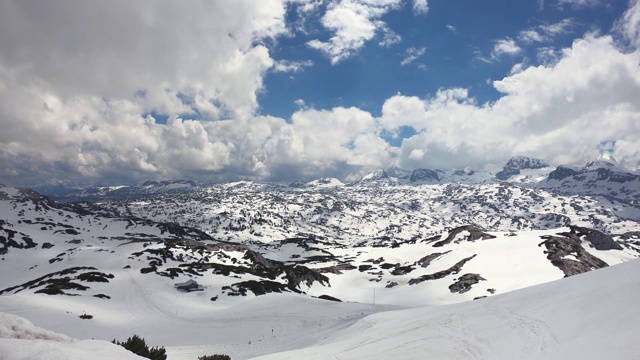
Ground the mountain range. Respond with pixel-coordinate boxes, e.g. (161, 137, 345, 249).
(1, 155, 639, 359)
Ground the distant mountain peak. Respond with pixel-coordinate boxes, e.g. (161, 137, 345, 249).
(585, 153, 617, 169)
(496, 156, 549, 180)
(409, 169, 440, 183)
(360, 169, 389, 181)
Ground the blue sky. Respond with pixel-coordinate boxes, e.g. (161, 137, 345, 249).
(0, 0, 639, 186)
(261, 0, 628, 118)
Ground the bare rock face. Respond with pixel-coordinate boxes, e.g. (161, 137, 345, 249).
(547, 166, 579, 181)
(433, 226, 496, 247)
(409, 169, 441, 182)
(408, 254, 476, 285)
(538, 234, 609, 277)
(415, 251, 451, 268)
(449, 273, 486, 294)
(564, 225, 623, 251)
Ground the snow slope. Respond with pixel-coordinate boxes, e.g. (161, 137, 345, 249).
(3, 258, 638, 360)
(0, 313, 145, 360)
(250, 258, 640, 360)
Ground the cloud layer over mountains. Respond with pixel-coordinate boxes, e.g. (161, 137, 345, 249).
(1, 0, 639, 185)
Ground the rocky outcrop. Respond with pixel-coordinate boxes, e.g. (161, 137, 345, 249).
(449, 273, 486, 293)
(564, 225, 623, 251)
(433, 226, 496, 247)
(415, 251, 451, 268)
(538, 234, 609, 277)
(408, 254, 476, 285)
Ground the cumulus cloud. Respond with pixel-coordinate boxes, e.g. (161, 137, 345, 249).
(1, 0, 640, 186)
(400, 47, 427, 65)
(0, 0, 289, 184)
(381, 34, 640, 171)
(307, 0, 402, 64)
(0, 1, 291, 121)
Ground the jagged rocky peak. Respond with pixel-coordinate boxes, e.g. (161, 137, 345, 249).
(360, 169, 389, 181)
(409, 169, 440, 182)
(584, 153, 617, 169)
(496, 156, 549, 180)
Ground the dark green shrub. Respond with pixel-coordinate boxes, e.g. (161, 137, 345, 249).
(112, 334, 166, 360)
(198, 355, 231, 360)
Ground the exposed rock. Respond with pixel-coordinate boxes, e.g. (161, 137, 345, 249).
(409, 169, 440, 182)
(548, 166, 579, 181)
(415, 251, 451, 268)
(538, 234, 609, 277)
(564, 225, 622, 251)
(449, 273, 486, 293)
(318, 294, 342, 302)
(433, 226, 496, 247)
(358, 264, 373, 272)
(496, 156, 548, 180)
(316, 263, 357, 274)
(408, 254, 476, 285)
(385, 281, 398, 288)
(390, 266, 415, 276)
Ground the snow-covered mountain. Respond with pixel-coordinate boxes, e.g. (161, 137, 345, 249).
(495, 156, 549, 180)
(539, 155, 640, 198)
(1, 154, 640, 359)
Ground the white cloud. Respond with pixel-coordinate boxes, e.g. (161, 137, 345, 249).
(519, 19, 574, 44)
(379, 27, 402, 47)
(413, 0, 429, 15)
(492, 38, 522, 58)
(615, 0, 640, 48)
(400, 47, 426, 66)
(307, 0, 402, 64)
(536, 46, 561, 65)
(381, 34, 640, 171)
(557, 0, 600, 8)
(446, 24, 457, 32)
(519, 30, 546, 43)
(2, 0, 640, 186)
(0, 0, 288, 121)
(272, 59, 314, 72)
(540, 18, 575, 36)
(0, 0, 290, 184)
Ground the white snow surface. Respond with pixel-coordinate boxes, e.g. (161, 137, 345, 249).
(2, 259, 638, 360)
(0, 313, 144, 360)
(252, 258, 640, 360)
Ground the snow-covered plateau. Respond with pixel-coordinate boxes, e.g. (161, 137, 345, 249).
(1, 156, 639, 359)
